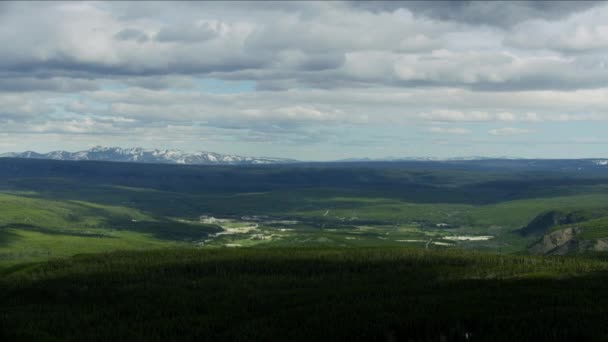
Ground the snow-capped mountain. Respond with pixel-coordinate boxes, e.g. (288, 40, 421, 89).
(0, 146, 297, 165)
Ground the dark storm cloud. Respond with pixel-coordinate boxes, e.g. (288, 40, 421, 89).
(350, 1, 604, 27)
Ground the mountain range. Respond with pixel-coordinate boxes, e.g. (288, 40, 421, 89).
(0, 146, 296, 165)
(3, 147, 608, 169)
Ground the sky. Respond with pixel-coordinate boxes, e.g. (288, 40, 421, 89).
(1, 1, 608, 160)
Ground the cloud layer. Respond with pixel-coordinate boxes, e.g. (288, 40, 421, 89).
(1, 1, 607, 159)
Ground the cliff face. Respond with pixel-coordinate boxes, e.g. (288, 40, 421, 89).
(530, 227, 581, 255)
(530, 227, 608, 255)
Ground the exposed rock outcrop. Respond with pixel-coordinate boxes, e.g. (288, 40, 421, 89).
(530, 227, 581, 255)
(530, 227, 608, 255)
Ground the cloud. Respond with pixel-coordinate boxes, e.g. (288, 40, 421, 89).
(114, 28, 149, 43)
(488, 127, 533, 136)
(0, 93, 55, 121)
(428, 127, 471, 135)
(0, 1, 606, 92)
(155, 21, 219, 42)
(420, 110, 491, 122)
(349, 1, 604, 28)
(1, 1, 608, 159)
(0, 77, 99, 92)
(505, 5, 608, 53)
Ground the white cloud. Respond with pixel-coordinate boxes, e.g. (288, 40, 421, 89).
(428, 127, 471, 135)
(505, 4, 608, 53)
(488, 127, 533, 136)
(420, 110, 492, 122)
(496, 112, 516, 121)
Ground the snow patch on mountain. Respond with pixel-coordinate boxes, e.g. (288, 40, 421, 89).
(0, 146, 296, 165)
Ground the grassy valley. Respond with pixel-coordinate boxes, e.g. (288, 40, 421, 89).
(3, 158, 608, 265)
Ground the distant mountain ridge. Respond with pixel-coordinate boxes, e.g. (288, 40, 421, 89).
(337, 156, 523, 162)
(3, 147, 608, 169)
(0, 146, 297, 165)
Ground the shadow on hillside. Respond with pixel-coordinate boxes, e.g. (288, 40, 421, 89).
(0, 228, 20, 247)
(5, 171, 608, 208)
(0, 224, 116, 239)
(105, 219, 222, 242)
(0, 220, 219, 242)
(3, 249, 608, 341)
